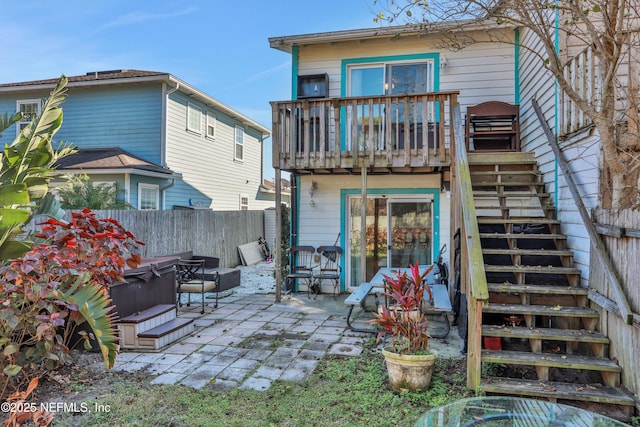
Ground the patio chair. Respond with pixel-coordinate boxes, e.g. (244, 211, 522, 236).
(313, 246, 342, 299)
(176, 259, 219, 314)
(285, 245, 316, 297)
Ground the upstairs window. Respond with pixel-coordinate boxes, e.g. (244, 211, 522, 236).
(16, 99, 41, 132)
(187, 103, 202, 134)
(347, 60, 434, 97)
(206, 111, 216, 140)
(234, 126, 244, 160)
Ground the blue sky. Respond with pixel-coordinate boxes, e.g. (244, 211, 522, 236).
(0, 0, 378, 180)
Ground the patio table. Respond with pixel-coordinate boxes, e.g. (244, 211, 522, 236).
(345, 264, 453, 337)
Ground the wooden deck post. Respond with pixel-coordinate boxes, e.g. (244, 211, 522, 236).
(275, 168, 282, 303)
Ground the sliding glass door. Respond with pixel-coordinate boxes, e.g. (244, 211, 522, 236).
(348, 196, 433, 288)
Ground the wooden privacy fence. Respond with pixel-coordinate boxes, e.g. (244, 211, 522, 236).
(26, 210, 265, 268)
(591, 208, 640, 396)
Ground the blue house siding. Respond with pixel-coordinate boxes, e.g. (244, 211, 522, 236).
(0, 70, 270, 211)
(165, 91, 269, 210)
(164, 180, 212, 209)
(53, 84, 163, 164)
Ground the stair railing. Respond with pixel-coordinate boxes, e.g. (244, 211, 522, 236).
(532, 98, 634, 325)
(451, 104, 489, 390)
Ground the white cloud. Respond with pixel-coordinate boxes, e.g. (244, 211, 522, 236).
(95, 7, 197, 32)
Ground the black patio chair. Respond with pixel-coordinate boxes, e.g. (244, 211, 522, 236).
(313, 246, 342, 299)
(176, 259, 219, 314)
(285, 245, 316, 297)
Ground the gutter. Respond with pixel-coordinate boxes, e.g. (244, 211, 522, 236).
(51, 168, 182, 181)
(269, 19, 511, 53)
(162, 82, 181, 167)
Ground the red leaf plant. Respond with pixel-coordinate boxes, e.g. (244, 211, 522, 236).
(0, 209, 143, 402)
(369, 262, 434, 354)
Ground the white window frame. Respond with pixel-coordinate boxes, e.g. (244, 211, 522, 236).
(187, 102, 202, 134)
(239, 194, 249, 210)
(234, 125, 244, 161)
(16, 99, 41, 133)
(206, 111, 216, 140)
(138, 183, 159, 210)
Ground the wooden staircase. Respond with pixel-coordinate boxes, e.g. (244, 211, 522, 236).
(468, 152, 636, 420)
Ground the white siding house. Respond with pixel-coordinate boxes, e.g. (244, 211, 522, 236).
(270, 25, 517, 292)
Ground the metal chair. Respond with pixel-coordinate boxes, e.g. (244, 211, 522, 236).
(313, 246, 342, 299)
(177, 259, 219, 314)
(285, 245, 315, 297)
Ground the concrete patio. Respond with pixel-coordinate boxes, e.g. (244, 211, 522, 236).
(111, 292, 464, 391)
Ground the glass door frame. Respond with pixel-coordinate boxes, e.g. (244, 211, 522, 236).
(340, 187, 440, 290)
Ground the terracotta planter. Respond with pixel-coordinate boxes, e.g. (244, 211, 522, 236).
(483, 336, 502, 350)
(382, 348, 437, 392)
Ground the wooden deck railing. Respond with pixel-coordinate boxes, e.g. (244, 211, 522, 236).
(270, 92, 459, 172)
(560, 44, 597, 136)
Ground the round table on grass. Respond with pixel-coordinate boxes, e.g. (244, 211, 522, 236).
(413, 396, 630, 426)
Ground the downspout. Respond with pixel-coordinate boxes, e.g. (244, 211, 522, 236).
(124, 173, 131, 205)
(553, 0, 560, 214)
(260, 133, 270, 188)
(291, 173, 299, 246)
(160, 178, 176, 210)
(162, 81, 180, 167)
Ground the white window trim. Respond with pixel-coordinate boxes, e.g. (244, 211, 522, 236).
(234, 125, 244, 161)
(138, 183, 160, 210)
(346, 58, 435, 96)
(206, 111, 216, 140)
(187, 102, 202, 134)
(16, 99, 41, 133)
(239, 193, 249, 210)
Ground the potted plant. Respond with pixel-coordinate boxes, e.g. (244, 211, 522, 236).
(369, 262, 437, 392)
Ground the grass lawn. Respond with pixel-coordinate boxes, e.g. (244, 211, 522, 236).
(41, 341, 471, 426)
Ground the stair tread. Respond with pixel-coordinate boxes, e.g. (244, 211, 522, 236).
(487, 282, 588, 295)
(484, 303, 599, 317)
(483, 248, 572, 256)
(137, 317, 194, 338)
(481, 377, 636, 406)
(482, 325, 609, 342)
(476, 205, 555, 210)
(473, 192, 551, 198)
(484, 265, 580, 274)
(471, 170, 541, 175)
(478, 218, 560, 224)
(482, 350, 622, 371)
(118, 304, 175, 324)
(468, 152, 537, 165)
(472, 180, 543, 185)
(480, 233, 566, 239)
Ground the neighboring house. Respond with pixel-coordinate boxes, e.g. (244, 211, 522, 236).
(269, 20, 639, 418)
(0, 70, 272, 211)
(260, 178, 291, 206)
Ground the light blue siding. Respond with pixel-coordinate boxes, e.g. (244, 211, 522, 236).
(163, 179, 212, 210)
(54, 84, 163, 164)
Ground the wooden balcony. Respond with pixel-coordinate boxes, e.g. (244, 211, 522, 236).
(270, 91, 459, 174)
